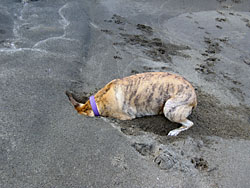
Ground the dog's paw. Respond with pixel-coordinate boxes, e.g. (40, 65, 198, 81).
(168, 129, 181, 136)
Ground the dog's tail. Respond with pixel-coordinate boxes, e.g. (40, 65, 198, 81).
(65, 91, 82, 109)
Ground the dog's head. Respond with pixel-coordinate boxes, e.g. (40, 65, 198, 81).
(66, 91, 95, 117)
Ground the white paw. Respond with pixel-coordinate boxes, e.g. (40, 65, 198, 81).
(168, 129, 181, 136)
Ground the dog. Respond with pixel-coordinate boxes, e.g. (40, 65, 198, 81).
(66, 72, 197, 136)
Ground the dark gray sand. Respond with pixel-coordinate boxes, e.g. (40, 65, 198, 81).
(1, 0, 250, 187)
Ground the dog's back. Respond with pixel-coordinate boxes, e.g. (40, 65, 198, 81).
(106, 72, 197, 118)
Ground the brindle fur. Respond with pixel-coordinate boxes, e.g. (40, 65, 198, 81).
(66, 72, 197, 136)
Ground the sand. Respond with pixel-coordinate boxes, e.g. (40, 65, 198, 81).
(1, 0, 250, 187)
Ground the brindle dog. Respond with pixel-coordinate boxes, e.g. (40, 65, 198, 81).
(66, 72, 197, 136)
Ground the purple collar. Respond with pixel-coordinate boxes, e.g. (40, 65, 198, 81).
(89, 96, 100, 116)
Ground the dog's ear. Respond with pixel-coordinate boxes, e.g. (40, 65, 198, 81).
(65, 91, 94, 116)
(65, 91, 82, 108)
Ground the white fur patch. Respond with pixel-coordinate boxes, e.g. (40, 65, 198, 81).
(168, 119, 194, 136)
(116, 87, 124, 110)
(181, 119, 193, 128)
(168, 129, 182, 136)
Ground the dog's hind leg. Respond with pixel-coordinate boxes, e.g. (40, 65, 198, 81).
(167, 119, 193, 136)
(163, 98, 194, 136)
